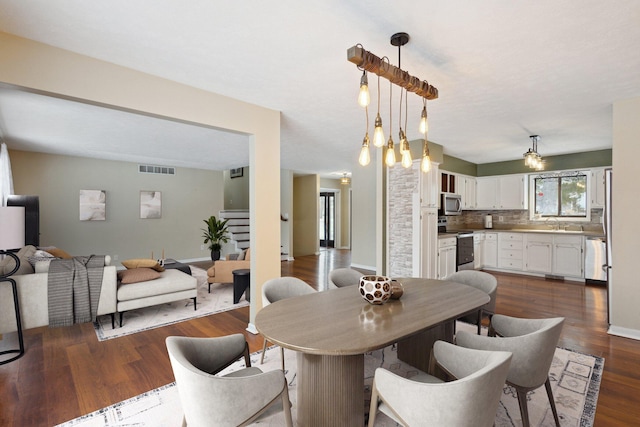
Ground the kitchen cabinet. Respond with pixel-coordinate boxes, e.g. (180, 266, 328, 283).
(525, 234, 553, 273)
(553, 235, 584, 278)
(459, 175, 476, 209)
(498, 233, 524, 270)
(420, 162, 440, 208)
(483, 233, 498, 268)
(438, 236, 457, 280)
(473, 233, 484, 269)
(476, 174, 527, 210)
(419, 208, 438, 279)
(591, 168, 606, 208)
(440, 171, 456, 194)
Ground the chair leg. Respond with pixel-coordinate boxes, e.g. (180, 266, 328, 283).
(367, 379, 379, 427)
(260, 337, 269, 364)
(477, 309, 483, 335)
(545, 377, 561, 427)
(280, 347, 285, 372)
(281, 379, 294, 427)
(110, 313, 115, 329)
(516, 388, 530, 427)
(192, 297, 197, 310)
(119, 312, 124, 327)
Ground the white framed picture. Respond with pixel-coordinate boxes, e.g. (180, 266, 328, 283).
(79, 189, 106, 221)
(140, 190, 162, 219)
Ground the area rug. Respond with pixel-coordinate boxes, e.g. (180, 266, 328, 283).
(58, 322, 603, 427)
(93, 266, 249, 341)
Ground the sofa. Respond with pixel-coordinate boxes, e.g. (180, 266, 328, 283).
(207, 248, 250, 291)
(0, 246, 117, 334)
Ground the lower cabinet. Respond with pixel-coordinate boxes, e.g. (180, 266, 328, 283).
(438, 237, 457, 280)
(498, 233, 524, 270)
(525, 234, 553, 273)
(553, 235, 584, 278)
(483, 233, 498, 268)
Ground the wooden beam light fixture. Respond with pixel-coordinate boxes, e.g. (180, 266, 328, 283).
(349, 33, 439, 172)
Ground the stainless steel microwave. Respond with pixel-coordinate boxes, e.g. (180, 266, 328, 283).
(440, 193, 462, 215)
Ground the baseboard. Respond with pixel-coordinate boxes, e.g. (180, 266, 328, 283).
(608, 325, 640, 341)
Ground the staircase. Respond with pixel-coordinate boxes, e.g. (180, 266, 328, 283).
(219, 210, 290, 261)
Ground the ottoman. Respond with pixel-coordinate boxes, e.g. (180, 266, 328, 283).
(116, 269, 198, 326)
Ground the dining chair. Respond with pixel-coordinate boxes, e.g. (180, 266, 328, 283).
(448, 270, 498, 334)
(456, 314, 565, 427)
(260, 276, 316, 369)
(328, 267, 363, 288)
(368, 340, 512, 427)
(166, 334, 293, 427)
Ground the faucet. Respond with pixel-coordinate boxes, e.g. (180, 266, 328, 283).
(544, 217, 560, 231)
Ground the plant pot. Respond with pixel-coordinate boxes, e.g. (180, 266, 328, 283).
(211, 250, 221, 261)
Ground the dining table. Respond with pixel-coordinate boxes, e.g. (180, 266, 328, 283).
(255, 277, 490, 426)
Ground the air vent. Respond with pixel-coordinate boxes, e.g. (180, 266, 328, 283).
(138, 164, 176, 175)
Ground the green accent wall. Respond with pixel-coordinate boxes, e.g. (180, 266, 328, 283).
(440, 149, 612, 176)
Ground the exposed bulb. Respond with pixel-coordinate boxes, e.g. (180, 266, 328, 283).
(385, 136, 396, 167)
(399, 129, 406, 153)
(358, 71, 370, 108)
(359, 134, 371, 166)
(419, 106, 428, 134)
(400, 131, 412, 168)
(373, 113, 385, 147)
(421, 155, 431, 172)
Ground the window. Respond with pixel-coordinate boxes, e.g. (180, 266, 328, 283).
(532, 172, 588, 218)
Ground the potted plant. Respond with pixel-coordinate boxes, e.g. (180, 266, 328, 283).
(201, 215, 230, 261)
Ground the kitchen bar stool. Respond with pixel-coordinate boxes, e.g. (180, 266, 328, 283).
(0, 250, 25, 365)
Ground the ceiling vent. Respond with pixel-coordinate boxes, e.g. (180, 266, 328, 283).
(138, 164, 176, 175)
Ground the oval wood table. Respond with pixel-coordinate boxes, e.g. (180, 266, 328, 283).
(255, 277, 490, 426)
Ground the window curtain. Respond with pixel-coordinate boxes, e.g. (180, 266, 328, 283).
(0, 142, 15, 207)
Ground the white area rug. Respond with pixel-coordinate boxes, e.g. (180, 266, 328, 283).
(93, 266, 248, 341)
(59, 322, 603, 427)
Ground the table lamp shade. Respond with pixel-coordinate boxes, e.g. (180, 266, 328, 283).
(0, 206, 25, 250)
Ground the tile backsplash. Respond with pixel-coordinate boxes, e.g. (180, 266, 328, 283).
(446, 209, 604, 233)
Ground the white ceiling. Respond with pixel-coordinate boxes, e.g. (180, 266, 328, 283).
(1, 1, 639, 176)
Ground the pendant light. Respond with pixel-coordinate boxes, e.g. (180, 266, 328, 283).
(385, 80, 396, 167)
(358, 70, 370, 108)
(359, 106, 371, 166)
(523, 135, 543, 170)
(419, 97, 428, 135)
(421, 139, 431, 172)
(400, 88, 412, 168)
(373, 67, 386, 147)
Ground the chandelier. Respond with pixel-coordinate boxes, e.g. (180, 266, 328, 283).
(524, 135, 544, 170)
(348, 33, 438, 173)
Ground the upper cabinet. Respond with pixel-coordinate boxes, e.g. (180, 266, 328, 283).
(591, 168, 606, 208)
(440, 171, 456, 194)
(476, 174, 528, 210)
(459, 175, 476, 209)
(420, 162, 440, 208)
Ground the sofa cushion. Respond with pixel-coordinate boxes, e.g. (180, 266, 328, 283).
(40, 246, 73, 259)
(121, 258, 165, 272)
(0, 245, 36, 276)
(118, 267, 161, 284)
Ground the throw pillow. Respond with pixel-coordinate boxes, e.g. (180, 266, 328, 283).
(121, 258, 165, 272)
(28, 249, 57, 268)
(0, 245, 36, 276)
(40, 246, 73, 259)
(236, 250, 245, 261)
(118, 268, 161, 284)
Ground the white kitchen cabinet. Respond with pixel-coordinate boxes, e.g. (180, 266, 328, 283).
(459, 175, 477, 210)
(483, 233, 498, 268)
(473, 232, 484, 269)
(498, 233, 524, 270)
(525, 234, 553, 273)
(438, 236, 457, 280)
(420, 162, 440, 208)
(419, 208, 438, 279)
(475, 174, 527, 210)
(591, 168, 606, 208)
(553, 235, 584, 278)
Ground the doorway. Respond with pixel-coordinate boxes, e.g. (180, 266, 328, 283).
(319, 192, 335, 248)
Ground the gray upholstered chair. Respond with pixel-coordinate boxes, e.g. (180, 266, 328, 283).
(260, 276, 316, 369)
(329, 267, 363, 289)
(448, 270, 498, 334)
(166, 334, 293, 427)
(368, 340, 512, 427)
(456, 315, 565, 427)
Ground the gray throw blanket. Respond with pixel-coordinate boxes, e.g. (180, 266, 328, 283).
(47, 255, 105, 327)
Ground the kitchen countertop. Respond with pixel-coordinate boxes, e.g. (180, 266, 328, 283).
(441, 228, 605, 238)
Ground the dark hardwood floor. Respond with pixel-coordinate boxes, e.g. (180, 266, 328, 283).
(1, 249, 639, 426)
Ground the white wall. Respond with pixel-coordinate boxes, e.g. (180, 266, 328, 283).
(610, 96, 640, 339)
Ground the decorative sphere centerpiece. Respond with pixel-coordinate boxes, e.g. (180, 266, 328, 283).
(359, 275, 392, 305)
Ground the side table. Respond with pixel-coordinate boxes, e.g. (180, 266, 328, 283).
(0, 250, 25, 365)
(232, 269, 250, 304)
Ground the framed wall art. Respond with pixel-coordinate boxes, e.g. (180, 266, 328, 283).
(79, 189, 106, 221)
(140, 190, 162, 219)
(230, 167, 243, 178)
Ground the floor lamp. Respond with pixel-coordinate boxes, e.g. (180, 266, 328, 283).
(0, 206, 25, 364)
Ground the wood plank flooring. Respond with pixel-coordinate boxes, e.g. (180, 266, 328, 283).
(1, 249, 639, 426)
